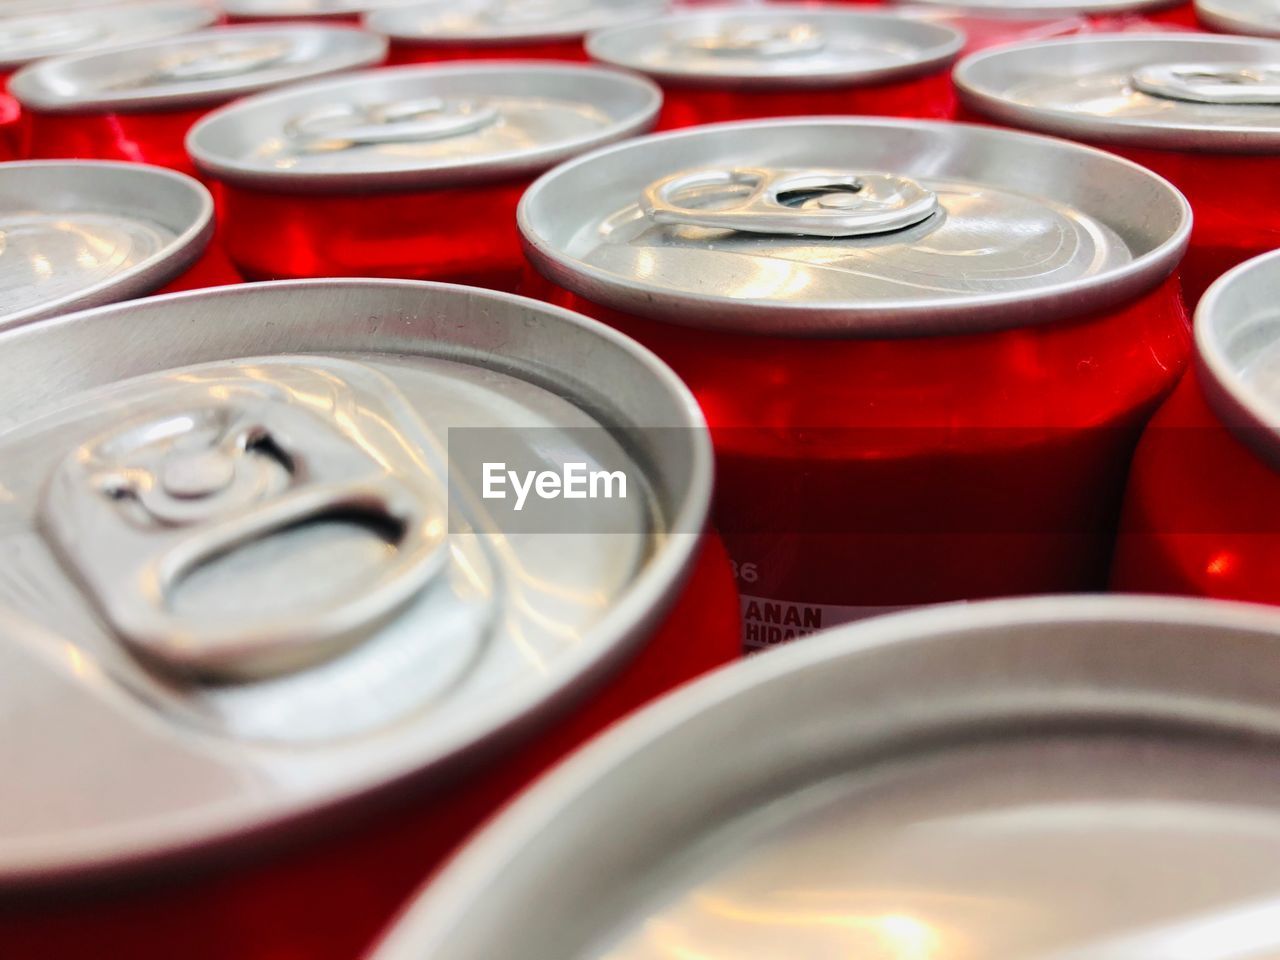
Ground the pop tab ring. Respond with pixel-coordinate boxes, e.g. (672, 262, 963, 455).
(40, 384, 449, 681)
(641, 167, 941, 238)
(284, 97, 500, 150)
(680, 22, 826, 59)
(1132, 62, 1280, 105)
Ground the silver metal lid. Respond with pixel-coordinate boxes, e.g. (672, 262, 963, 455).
(585, 6, 963, 89)
(371, 594, 1280, 960)
(518, 117, 1190, 337)
(955, 34, 1280, 153)
(0, 1, 216, 72)
(1196, 0, 1280, 39)
(224, 0, 423, 20)
(894, 0, 1181, 14)
(0, 278, 712, 880)
(365, 0, 670, 46)
(8, 24, 387, 113)
(1195, 248, 1280, 471)
(187, 61, 660, 192)
(0, 161, 213, 333)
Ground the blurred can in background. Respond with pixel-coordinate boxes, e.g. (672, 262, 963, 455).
(1195, 0, 1280, 36)
(221, 0, 421, 26)
(892, 0, 1198, 27)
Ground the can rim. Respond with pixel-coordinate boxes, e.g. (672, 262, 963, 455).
(0, 0, 218, 72)
(518, 116, 1192, 338)
(0, 277, 716, 883)
(891, 0, 1182, 13)
(583, 7, 965, 89)
(1195, 248, 1280, 470)
(185, 60, 662, 193)
(8, 24, 388, 113)
(0, 160, 214, 333)
(1194, 0, 1280, 39)
(367, 593, 1280, 960)
(364, 0, 667, 46)
(954, 33, 1280, 154)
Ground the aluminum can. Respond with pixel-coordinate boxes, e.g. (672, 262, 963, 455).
(0, 1, 217, 160)
(893, 0, 1199, 26)
(9, 24, 386, 176)
(222, 0, 421, 25)
(365, 0, 670, 65)
(518, 118, 1191, 651)
(0, 159, 233, 332)
(187, 61, 660, 290)
(1196, 0, 1280, 36)
(955, 34, 1280, 308)
(586, 5, 963, 129)
(0, 279, 739, 960)
(369, 594, 1280, 960)
(1113, 249, 1280, 605)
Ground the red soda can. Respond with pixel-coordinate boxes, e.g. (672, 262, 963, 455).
(0, 279, 739, 960)
(892, 0, 1198, 27)
(370, 594, 1280, 960)
(955, 34, 1280, 308)
(585, 5, 964, 129)
(0, 1, 217, 160)
(222, 0, 421, 26)
(9, 24, 386, 175)
(188, 61, 660, 289)
(1196, 0, 1280, 35)
(1112, 250, 1280, 606)
(365, 0, 670, 66)
(518, 117, 1191, 651)
(0, 159, 230, 332)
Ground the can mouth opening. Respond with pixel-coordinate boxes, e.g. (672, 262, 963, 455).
(1195, 249, 1280, 469)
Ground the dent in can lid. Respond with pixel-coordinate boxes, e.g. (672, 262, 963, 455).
(8, 25, 387, 114)
(585, 6, 963, 89)
(369, 595, 1280, 960)
(366, 0, 670, 46)
(518, 118, 1189, 337)
(0, 161, 212, 332)
(955, 34, 1280, 153)
(1196, 0, 1280, 37)
(1195, 248, 1280, 471)
(0, 1, 216, 72)
(187, 61, 661, 192)
(224, 0, 423, 21)
(0, 279, 711, 879)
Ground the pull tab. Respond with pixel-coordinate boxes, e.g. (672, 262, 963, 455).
(151, 40, 292, 83)
(40, 370, 448, 681)
(284, 98, 500, 151)
(642, 167, 940, 238)
(1132, 62, 1280, 105)
(681, 22, 825, 59)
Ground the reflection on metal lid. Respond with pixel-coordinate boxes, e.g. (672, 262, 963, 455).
(1196, 0, 1280, 39)
(366, 0, 667, 44)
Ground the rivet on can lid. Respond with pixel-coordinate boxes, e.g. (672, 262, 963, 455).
(1132, 62, 1280, 105)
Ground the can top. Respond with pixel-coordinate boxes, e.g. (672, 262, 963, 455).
(955, 34, 1280, 153)
(893, 0, 1178, 13)
(187, 61, 661, 193)
(0, 1, 216, 72)
(1196, 248, 1280, 471)
(0, 278, 712, 879)
(518, 118, 1189, 338)
(1195, 0, 1280, 39)
(585, 6, 963, 89)
(0, 161, 213, 333)
(8, 25, 387, 113)
(369, 595, 1280, 960)
(223, 0, 422, 21)
(366, 0, 670, 46)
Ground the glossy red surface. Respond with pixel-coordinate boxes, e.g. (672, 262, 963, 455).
(1112, 369, 1280, 604)
(22, 106, 210, 176)
(0, 533, 741, 960)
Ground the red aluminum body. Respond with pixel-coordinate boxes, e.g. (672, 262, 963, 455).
(0, 83, 17, 161)
(0, 530, 738, 960)
(22, 104, 209, 172)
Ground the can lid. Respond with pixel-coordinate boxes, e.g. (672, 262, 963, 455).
(1195, 249, 1280, 470)
(0, 161, 213, 333)
(0, 279, 712, 878)
(366, 0, 669, 46)
(519, 117, 1189, 337)
(585, 6, 963, 89)
(893, 0, 1180, 13)
(368, 595, 1280, 960)
(1195, 0, 1280, 39)
(956, 34, 1280, 153)
(187, 61, 660, 192)
(0, 1, 216, 72)
(223, 0, 422, 21)
(8, 24, 387, 114)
